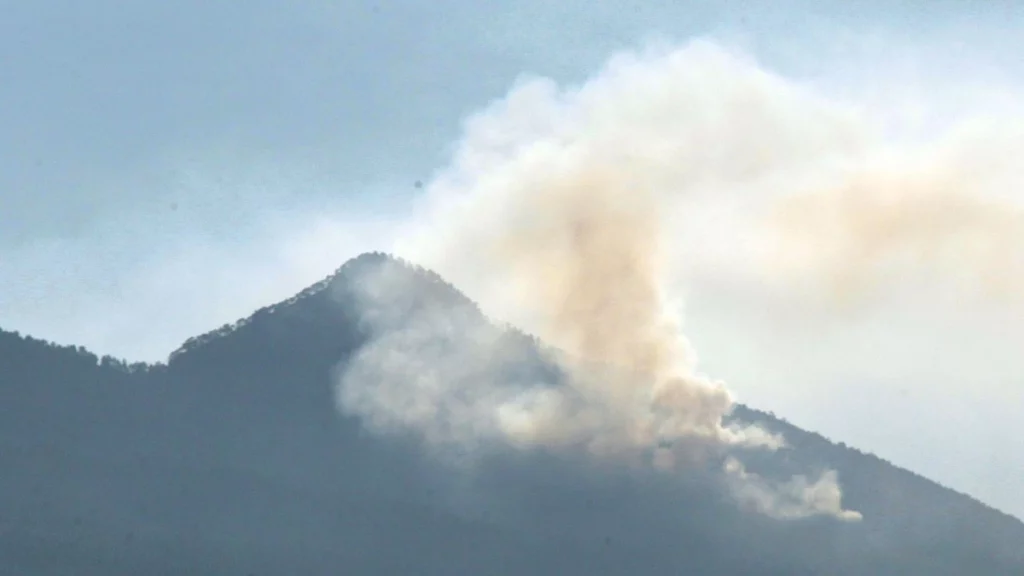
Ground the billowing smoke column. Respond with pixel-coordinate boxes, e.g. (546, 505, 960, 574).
(338, 38, 1024, 523)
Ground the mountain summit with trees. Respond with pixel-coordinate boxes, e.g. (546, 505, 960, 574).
(2, 253, 1022, 575)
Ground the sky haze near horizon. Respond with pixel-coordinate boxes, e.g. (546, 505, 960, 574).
(2, 1, 1023, 521)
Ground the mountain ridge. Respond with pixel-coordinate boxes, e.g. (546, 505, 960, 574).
(147, 252, 1023, 528)
(3, 251, 1021, 524)
(2, 251, 1022, 574)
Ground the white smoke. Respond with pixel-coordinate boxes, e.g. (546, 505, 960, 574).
(338, 37, 1024, 522)
(724, 457, 863, 522)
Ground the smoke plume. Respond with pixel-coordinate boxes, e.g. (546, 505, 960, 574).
(336, 37, 1022, 523)
(764, 143, 1024, 304)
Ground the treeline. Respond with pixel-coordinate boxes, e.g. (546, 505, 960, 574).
(0, 327, 159, 375)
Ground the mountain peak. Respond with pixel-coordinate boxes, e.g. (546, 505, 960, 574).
(167, 252, 481, 363)
(5, 253, 1024, 574)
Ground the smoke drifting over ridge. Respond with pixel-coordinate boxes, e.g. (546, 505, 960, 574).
(767, 148, 1024, 304)
(337, 38, 1024, 523)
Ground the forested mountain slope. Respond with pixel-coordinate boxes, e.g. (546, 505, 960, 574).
(2, 253, 1022, 575)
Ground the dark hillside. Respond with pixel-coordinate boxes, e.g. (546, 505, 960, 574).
(2, 253, 1022, 574)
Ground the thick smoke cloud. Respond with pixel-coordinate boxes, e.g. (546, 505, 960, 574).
(338, 37, 1024, 522)
(335, 39, 879, 522)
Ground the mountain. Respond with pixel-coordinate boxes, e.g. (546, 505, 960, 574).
(2, 252, 1022, 575)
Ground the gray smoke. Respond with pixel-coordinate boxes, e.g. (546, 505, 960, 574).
(335, 39, 881, 522)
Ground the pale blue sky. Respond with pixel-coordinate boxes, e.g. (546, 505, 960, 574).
(5, 0, 1021, 356)
(2, 0, 1023, 519)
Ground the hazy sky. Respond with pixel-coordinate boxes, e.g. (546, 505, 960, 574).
(2, 1, 1023, 519)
